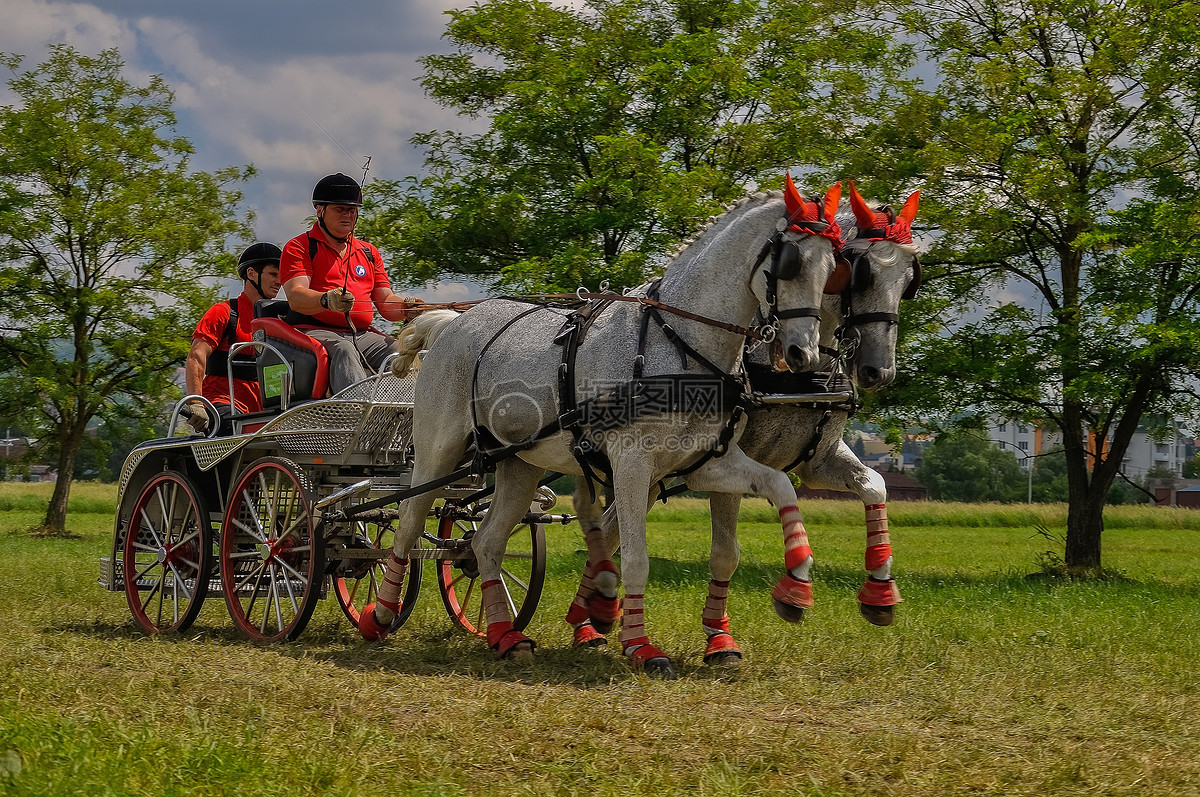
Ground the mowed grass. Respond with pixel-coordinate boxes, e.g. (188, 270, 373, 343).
(1, 487, 1199, 796)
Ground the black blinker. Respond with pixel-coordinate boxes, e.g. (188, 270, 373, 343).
(775, 240, 802, 280)
(902, 256, 922, 300)
(851, 253, 872, 293)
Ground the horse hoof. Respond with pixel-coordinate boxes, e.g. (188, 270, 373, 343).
(505, 641, 535, 661)
(860, 602, 895, 627)
(703, 650, 742, 668)
(640, 657, 677, 679)
(773, 598, 807, 623)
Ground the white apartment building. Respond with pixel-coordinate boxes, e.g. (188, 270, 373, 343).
(986, 417, 1190, 478)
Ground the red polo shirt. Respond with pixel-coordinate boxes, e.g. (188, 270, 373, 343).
(192, 292, 263, 413)
(279, 224, 391, 330)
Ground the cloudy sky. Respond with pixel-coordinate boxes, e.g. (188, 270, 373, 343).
(1, 0, 502, 300)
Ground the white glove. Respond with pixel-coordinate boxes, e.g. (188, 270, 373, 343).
(321, 288, 355, 313)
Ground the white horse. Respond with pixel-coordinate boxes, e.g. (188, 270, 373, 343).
(360, 180, 845, 677)
(565, 182, 921, 665)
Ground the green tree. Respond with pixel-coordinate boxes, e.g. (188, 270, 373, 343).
(359, 0, 909, 292)
(866, 0, 1200, 573)
(1030, 447, 1069, 504)
(914, 434, 1027, 502)
(0, 46, 251, 535)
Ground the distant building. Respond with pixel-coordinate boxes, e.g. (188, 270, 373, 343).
(1154, 481, 1200, 508)
(985, 416, 1190, 478)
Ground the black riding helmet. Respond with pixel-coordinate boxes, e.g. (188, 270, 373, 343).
(236, 242, 282, 279)
(312, 173, 363, 207)
(236, 241, 281, 299)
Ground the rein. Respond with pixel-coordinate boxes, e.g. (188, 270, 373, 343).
(390, 292, 773, 342)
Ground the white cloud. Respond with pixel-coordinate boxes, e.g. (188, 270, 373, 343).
(3, 0, 498, 292)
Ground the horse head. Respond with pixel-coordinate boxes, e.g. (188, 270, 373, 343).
(836, 180, 921, 390)
(753, 176, 846, 373)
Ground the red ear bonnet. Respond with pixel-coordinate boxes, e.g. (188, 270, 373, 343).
(848, 181, 919, 245)
(783, 173, 842, 250)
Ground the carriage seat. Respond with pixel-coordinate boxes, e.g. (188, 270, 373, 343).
(251, 301, 330, 408)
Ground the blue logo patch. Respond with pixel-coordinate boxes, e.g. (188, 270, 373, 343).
(353, 264, 368, 278)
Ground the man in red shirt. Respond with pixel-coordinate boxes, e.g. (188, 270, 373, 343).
(279, 173, 417, 394)
(184, 243, 282, 433)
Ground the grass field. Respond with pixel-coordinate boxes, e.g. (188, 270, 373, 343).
(2, 483, 1199, 795)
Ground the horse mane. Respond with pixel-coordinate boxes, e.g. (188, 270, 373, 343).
(391, 308, 460, 378)
(661, 190, 783, 269)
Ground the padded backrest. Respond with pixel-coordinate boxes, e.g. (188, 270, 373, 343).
(250, 318, 329, 405)
(254, 299, 291, 319)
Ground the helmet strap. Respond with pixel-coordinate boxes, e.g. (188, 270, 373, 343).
(245, 267, 265, 301)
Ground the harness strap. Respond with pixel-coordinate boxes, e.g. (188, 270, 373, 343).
(843, 311, 899, 327)
(555, 298, 618, 501)
(205, 298, 256, 379)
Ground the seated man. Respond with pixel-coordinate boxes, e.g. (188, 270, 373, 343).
(185, 243, 283, 433)
(279, 173, 418, 394)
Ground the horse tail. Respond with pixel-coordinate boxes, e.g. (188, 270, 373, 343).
(392, 309, 461, 378)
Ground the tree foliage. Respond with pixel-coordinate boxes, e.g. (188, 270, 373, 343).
(865, 0, 1200, 571)
(915, 434, 1028, 503)
(0, 46, 252, 534)
(359, 0, 910, 292)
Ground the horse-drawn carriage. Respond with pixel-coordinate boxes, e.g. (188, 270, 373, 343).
(98, 303, 568, 643)
(100, 177, 920, 674)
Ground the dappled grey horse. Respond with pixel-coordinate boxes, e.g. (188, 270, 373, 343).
(360, 180, 846, 676)
(566, 183, 922, 664)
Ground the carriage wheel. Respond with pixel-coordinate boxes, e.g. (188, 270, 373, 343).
(219, 457, 323, 643)
(436, 510, 546, 637)
(122, 471, 212, 634)
(330, 518, 421, 631)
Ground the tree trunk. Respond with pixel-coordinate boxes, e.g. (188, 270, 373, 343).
(40, 429, 81, 537)
(1064, 484, 1104, 574)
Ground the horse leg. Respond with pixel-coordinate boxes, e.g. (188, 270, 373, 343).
(359, 489, 442, 641)
(471, 456, 546, 659)
(703, 492, 743, 666)
(360, 433, 470, 641)
(685, 447, 815, 623)
(609, 460, 675, 678)
(797, 440, 901, 625)
(564, 484, 621, 647)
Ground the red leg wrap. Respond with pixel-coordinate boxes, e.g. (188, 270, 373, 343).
(564, 561, 597, 626)
(564, 601, 590, 626)
(780, 507, 812, 571)
(702, 579, 730, 635)
(617, 594, 646, 648)
(377, 554, 409, 610)
(586, 560, 620, 629)
(772, 574, 814, 609)
(864, 504, 892, 571)
(858, 578, 902, 607)
(703, 614, 731, 636)
(358, 602, 392, 641)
